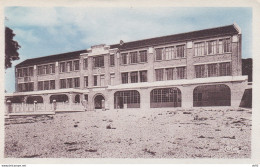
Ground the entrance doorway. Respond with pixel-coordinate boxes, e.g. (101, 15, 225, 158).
(94, 94, 105, 109)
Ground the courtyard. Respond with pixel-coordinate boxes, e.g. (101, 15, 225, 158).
(4, 107, 251, 158)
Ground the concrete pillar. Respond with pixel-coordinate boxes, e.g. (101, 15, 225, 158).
(52, 100, 57, 111)
(140, 88, 150, 110)
(147, 47, 154, 82)
(230, 81, 247, 107)
(6, 100, 12, 114)
(104, 54, 110, 86)
(88, 57, 93, 88)
(180, 85, 194, 108)
(186, 41, 194, 80)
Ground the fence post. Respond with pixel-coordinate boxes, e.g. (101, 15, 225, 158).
(6, 100, 12, 114)
(34, 100, 37, 112)
(53, 100, 56, 112)
(82, 100, 87, 111)
(102, 99, 105, 111)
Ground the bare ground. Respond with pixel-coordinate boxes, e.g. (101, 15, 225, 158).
(4, 108, 251, 158)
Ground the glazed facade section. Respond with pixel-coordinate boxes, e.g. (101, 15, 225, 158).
(6, 24, 248, 110)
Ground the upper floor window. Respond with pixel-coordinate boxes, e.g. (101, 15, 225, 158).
(155, 69, 164, 81)
(155, 48, 163, 61)
(100, 75, 105, 87)
(195, 65, 205, 78)
(43, 65, 49, 74)
(130, 71, 138, 83)
(176, 45, 185, 58)
(130, 52, 138, 64)
(67, 78, 73, 88)
(67, 61, 73, 72)
(37, 66, 43, 75)
(60, 79, 66, 89)
(59, 62, 65, 73)
(83, 58, 88, 70)
(93, 56, 104, 68)
(194, 42, 205, 56)
(219, 38, 231, 53)
(74, 77, 80, 88)
(110, 54, 115, 66)
(50, 64, 55, 74)
(84, 76, 88, 87)
(219, 62, 231, 76)
(165, 47, 175, 60)
(50, 80, 55, 90)
(29, 67, 34, 76)
(121, 72, 128, 84)
(139, 70, 147, 82)
(38, 81, 43, 90)
(93, 75, 98, 86)
(207, 40, 217, 55)
(44, 81, 49, 90)
(23, 68, 28, 77)
(121, 53, 128, 65)
(110, 73, 115, 85)
(74, 60, 80, 70)
(17, 69, 23, 77)
(177, 67, 186, 79)
(139, 50, 147, 63)
(208, 63, 218, 77)
(166, 68, 174, 80)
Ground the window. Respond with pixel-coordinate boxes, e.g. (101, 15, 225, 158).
(43, 65, 49, 74)
(74, 60, 80, 70)
(93, 56, 104, 68)
(130, 72, 138, 83)
(177, 67, 186, 79)
(121, 72, 128, 84)
(130, 52, 138, 64)
(74, 77, 80, 88)
(59, 62, 65, 73)
(37, 66, 42, 75)
(121, 53, 128, 65)
(28, 82, 34, 91)
(208, 64, 218, 77)
(222, 38, 231, 53)
(84, 76, 88, 87)
(166, 68, 174, 80)
(44, 81, 49, 90)
(29, 67, 34, 76)
(219, 62, 231, 76)
(155, 69, 164, 81)
(139, 51, 147, 62)
(67, 78, 73, 88)
(23, 68, 28, 77)
(17, 69, 23, 77)
(139, 70, 147, 82)
(155, 48, 163, 60)
(165, 47, 175, 60)
(93, 76, 98, 86)
(60, 79, 66, 89)
(150, 88, 181, 108)
(110, 55, 115, 66)
(38, 81, 43, 90)
(207, 40, 217, 55)
(50, 64, 55, 74)
(100, 75, 105, 87)
(176, 45, 185, 58)
(194, 42, 205, 56)
(83, 58, 88, 69)
(110, 73, 115, 85)
(50, 80, 55, 89)
(195, 65, 205, 78)
(67, 61, 73, 72)
(114, 90, 140, 109)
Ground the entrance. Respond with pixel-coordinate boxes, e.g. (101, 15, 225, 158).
(94, 94, 105, 109)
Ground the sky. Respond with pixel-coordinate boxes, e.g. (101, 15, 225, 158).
(4, 7, 252, 93)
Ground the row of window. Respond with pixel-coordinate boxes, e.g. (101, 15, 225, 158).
(17, 67, 34, 77)
(59, 60, 80, 73)
(38, 64, 55, 75)
(155, 45, 186, 61)
(121, 71, 147, 84)
(17, 82, 34, 92)
(121, 50, 147, 65)
(60, 77, 80, 89)
(155, 67, 186, 81)
(195, 62, 231, 78)
(38, 80, 55, 90)
(194, 38, 231, 56)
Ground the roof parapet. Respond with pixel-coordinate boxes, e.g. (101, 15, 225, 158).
(233, 22, 241, 34)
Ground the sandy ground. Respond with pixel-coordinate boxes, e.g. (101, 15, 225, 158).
(4, 108, 251, 158)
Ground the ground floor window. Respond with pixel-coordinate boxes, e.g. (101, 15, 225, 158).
(193, 84, 231, 107)
(150, 87, 181, 108)
(26, 96, 43, 104)
(114, 90, 140, 109)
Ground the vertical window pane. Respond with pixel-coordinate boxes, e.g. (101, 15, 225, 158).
(121, 53, 128, 65)
(130, 71, 138, 83)
(177, 67, 186, 79)
(140, 71, 147, 82)
(94, 76, 98, 86)
(208, 64, 217, 77)
(219, 62, 231, 76)
(195, 65, 205, 78)
(207, 40, 217, 55)
(166, 68, 174, 80)
(121, 72, 128, 84)
(84, 76, 88, 87)
(84, 58, 88, 69)
(155, 69, 164, 81)
(110, 55, 115, 66)
(139, 51, 147, 62)
(194, 42, 205, 56)
(130, 52, 138, 64)
(176, 45, 185, 58)
(155, 48, 163, 60)
(74, 60, 80, 70)
(50, 80, 55, 89)
(29, 67, 34, 76)
(165, 47, 175, 60)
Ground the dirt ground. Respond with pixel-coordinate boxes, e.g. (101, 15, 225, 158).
(4, 107, 251, 158)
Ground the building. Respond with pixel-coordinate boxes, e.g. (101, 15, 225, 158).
(5, 23, 248, 111)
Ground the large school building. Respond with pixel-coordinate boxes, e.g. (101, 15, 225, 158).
(5, 24, 248, 111)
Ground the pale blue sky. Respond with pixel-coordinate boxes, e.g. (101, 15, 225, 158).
(5, 7, 252, 93)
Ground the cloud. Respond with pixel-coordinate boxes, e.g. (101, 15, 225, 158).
(13, 28, 40, 43)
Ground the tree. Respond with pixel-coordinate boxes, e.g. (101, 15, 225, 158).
(5, 27, 20, 69)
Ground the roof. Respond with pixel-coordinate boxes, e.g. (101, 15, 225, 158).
(110, 24, 239, 51)
(16, 50, 87, 68)
(16, 24, 239, 68)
